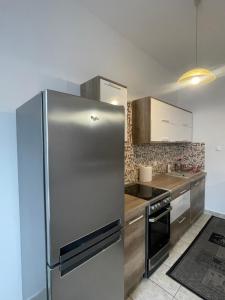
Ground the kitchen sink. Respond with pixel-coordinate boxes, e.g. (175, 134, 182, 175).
(167, 171, 200, 179)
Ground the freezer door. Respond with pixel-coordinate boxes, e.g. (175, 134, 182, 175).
(43, 90, 124, 266)
(47, 239, 124, 300)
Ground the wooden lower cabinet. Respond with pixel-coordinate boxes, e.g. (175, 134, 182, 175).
(170, 209, 190, 247)
(124, 208, 146, 298)
(190, 178, 205, 224)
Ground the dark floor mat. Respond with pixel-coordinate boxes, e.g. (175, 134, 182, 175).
(167, 216, 225, 300)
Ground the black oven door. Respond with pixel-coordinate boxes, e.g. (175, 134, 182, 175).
(148, 205, 171, 258)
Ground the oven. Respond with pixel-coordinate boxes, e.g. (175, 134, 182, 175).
(146, 197, 171, 277)
(124, 183, 171, 277)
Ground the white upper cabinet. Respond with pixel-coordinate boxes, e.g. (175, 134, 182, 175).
(151, 98, 192, 143)
(81, 76, 128, 141)
(132, 97, 193, 144)
(151, 98, 174, 142)
(100, 79, 127, 141)
(177, 109, 193, 142)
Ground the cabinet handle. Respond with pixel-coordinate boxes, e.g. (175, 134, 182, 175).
(179, 189, 188, 196)
(161, 119, 170, 123)
(128, 215, 144, 225)
(178, 217, 186, 224)
(104, 82, 121, 90)
(149, 207, 172, 223)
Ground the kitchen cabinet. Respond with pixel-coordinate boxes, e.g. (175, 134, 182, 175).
(81, 76, 128, 141)
(170, 185, 191, 246)
(190, 178, 205, 224)
(170, 209, 190, 247)
(171, 186, 190, 223)
(132, 97, 193, 144)
(124, 208, 145, 298)
(170, 177, 206, 246)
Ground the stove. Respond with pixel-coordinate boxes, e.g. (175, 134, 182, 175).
(125, 183, 169, 203)
(125, 183, 171, 277)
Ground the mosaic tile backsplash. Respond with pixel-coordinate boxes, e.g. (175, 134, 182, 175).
(125, 103, 205, 183)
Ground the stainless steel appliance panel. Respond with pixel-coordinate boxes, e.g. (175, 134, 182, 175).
(48, 239, 124, 300)
(43, 90, 124, 266)
(148, 205, 171, 258)
(17, 94, 48, 300)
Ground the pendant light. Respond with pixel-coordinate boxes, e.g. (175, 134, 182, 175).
(178, 0, 216, 86)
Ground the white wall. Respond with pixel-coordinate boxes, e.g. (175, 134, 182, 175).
(0, 113, 22, 299)
(178, 77, 225, 215)
(0, 0, 177, 113)
(0, 1, 177, 299)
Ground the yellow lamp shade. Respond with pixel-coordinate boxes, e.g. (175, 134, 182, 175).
(178, 68, 216, 86)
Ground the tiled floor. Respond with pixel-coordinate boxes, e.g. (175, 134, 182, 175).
(129, 213, 212, 300)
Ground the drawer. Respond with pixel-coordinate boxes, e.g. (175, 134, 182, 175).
(170, 209, 190, 247)
(172, 183, 190, 200)
(171, 191, 190, 223)
(125, 206, 146, 226)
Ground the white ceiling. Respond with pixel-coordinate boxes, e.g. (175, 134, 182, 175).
(80, 0, 225, 75)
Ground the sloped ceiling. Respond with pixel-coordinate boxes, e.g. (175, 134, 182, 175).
(80, 0, 225, 75)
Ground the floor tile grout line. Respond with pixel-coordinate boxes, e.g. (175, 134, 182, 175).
(173, 285, 181, 299)
(149, 278, 180, 298)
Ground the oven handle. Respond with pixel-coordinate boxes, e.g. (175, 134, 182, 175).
(149, 207, 172, 223)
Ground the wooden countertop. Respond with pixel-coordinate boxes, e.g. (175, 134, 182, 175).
(124, 194, 149, 222)
(140, 171, 206, 192)
(142, 174, 188, 191)
(124, 172, 206, 219)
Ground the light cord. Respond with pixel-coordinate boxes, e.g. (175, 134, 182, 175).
(194, 0, 201, 66)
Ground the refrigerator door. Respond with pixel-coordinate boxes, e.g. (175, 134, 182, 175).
(43, 90, 124, 266)
(48, 239, 124, 300)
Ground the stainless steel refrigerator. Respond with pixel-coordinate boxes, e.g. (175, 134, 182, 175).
(17, 90, 124, 300)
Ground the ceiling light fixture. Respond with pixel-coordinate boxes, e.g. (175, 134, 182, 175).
(178, 0, 216, 86)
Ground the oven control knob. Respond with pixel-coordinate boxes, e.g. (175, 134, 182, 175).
(157, 203, 160, 208)
(151, 205, 155, 210)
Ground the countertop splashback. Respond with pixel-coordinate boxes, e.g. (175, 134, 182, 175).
(125, 103, 205, 183)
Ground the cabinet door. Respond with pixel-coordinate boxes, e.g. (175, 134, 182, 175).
(100, 79, 127, 141)
(124, 210, 145, 298)
(177, 110, 193, 142)
(170, 209, 190, 247)
(170, 107, 193, 142)
(151, 98, 174, 142)
(190, 179, 205, 223)
(169, 105, 182, 142)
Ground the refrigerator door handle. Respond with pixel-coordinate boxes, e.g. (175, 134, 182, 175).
(60, 230, 121, 276)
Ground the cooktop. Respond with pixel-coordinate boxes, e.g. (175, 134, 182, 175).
(125, 183, 168, 201)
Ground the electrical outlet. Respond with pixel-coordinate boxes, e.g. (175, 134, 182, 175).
(216, 146, 223, 151)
